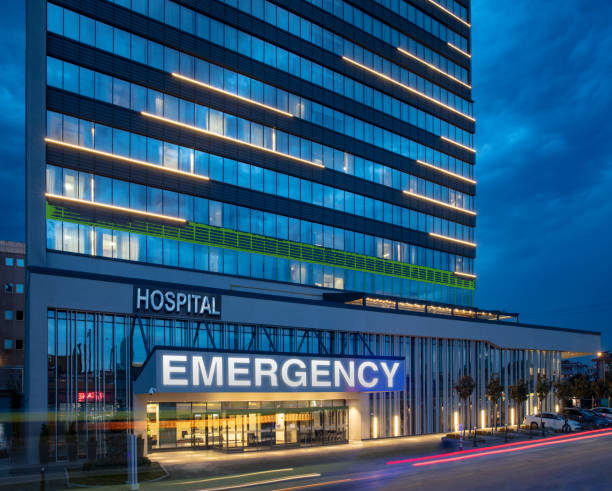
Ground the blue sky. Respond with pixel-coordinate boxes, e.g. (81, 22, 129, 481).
(0, 1, 610, 350)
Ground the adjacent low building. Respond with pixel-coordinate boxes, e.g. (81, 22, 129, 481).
(0, 241, 25, 392)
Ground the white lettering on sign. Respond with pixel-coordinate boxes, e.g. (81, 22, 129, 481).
(192, 356, 223, 386)
(357, 361, 379, 388)
(135, 288, 220, 316)
(255, 358, 278, 387)
(162, 355, 188, 386)
(157, 353, 405, 392)
(228, 357, 251, 387)
(381, 362, 400, 387)
(281, 359, 307, 387)
(311, 360, 331, 388)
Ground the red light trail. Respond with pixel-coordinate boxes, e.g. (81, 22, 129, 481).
(386, 428, 612, 467)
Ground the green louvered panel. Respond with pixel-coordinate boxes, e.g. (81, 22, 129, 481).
(46, 201, 475, 290)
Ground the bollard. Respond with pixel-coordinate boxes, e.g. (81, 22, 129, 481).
(541, 421, 546, 437)
(472, 426, 478, 447)
(40, 466, 45, 491)
(459, 423, 464, 451)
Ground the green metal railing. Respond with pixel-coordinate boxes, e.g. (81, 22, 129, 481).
(46, 201, 475, 290)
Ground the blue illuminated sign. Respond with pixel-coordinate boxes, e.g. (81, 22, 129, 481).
(135, 350, 406, 393)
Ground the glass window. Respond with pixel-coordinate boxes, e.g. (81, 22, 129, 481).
(4, 339, 13, 350)
(95, 21, 114, 52)
(47, 4, 63, 35)
(4, 258, 13, 266)
(46, 57, 63, 88)
(63, 9, 79, 39)
(4, 311, 13, 320)
(16, 259, 24, 267)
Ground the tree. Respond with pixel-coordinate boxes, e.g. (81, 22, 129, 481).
(485, 376, 504, 430)
(536, 374, 553, 428)
(591, 379, 606, 407)
(509, 379, 529, 428)
(454, 375, 476, 431)
(554, 379, 573, 409)
(572, 374, 591, 407)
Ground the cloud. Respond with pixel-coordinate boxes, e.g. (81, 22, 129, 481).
(473, 0, 612, 348)
(0, 2, 25, 241)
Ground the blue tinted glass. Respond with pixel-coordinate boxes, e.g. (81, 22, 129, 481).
(95, 22, 113, 52)
(47, 57, 63, 88)
(47, 4, 63, 34)
(79, 67, 94, 98)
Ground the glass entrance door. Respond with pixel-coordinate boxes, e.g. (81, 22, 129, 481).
(145, 401, 348, 451)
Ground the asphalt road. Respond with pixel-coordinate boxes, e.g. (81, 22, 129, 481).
(261, 432, 612, 491)
(146, 430, 612, 491)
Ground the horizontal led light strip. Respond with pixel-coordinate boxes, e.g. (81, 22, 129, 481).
(45, 138, 211, 181)
(45, 193, 187, 224)
(416, 160, 476, 184)
(447, 42, 472, 59)
(426, 0, 471, 28)
(172, 73, 294, 118)
(141, 112, 325, 169)
(342, 57, 475, 122)
(397, 48, 471, 89)
(454, 271, 477, 279)
(403, 191, 476, 216)
(429, 232, 476, 248)
(440, 136, 476, 153)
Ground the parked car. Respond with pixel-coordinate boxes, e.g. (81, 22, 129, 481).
(523, 413, 580, 432)
(561, 408, 609, 428)
(591, 407, 612, 421)
(582, 409, 612, 426)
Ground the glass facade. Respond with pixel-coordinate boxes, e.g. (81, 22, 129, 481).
(43, 0, 477, 303)
(46, 308, 561, 459)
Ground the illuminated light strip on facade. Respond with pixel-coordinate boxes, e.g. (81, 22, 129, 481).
(403, 190, 476, 216)
(447, 42, 472, 59)
(342, 57, 476, 122)
(426, 0, 471, 28)
(454, 271, 477, 280)
(44, 193, 187, 224)
(171, 73, 294, 118)
(440, 136, 476, 153)
(44, 138, 211, 181)
(416, 160, 476, 184)
(141, 112, 325, 169)
(429, 232, 476, 248)
(397, 48, 471, 89)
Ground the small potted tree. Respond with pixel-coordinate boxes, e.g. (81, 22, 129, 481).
(454, 375, 476, 435)
(485, 376, 504, 431)
(509, 379, 529, 430)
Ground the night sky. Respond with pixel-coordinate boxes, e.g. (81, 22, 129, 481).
(0, 1, 610, 350)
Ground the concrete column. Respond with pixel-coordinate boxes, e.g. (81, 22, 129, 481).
(347, 398, 362, 442)
(359, 393, 370, 439)
(134, 396, 148, 456)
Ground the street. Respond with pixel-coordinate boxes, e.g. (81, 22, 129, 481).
(141, 430, 612, 491)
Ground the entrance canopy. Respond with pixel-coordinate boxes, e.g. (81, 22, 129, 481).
(134, 348, 405, 394)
